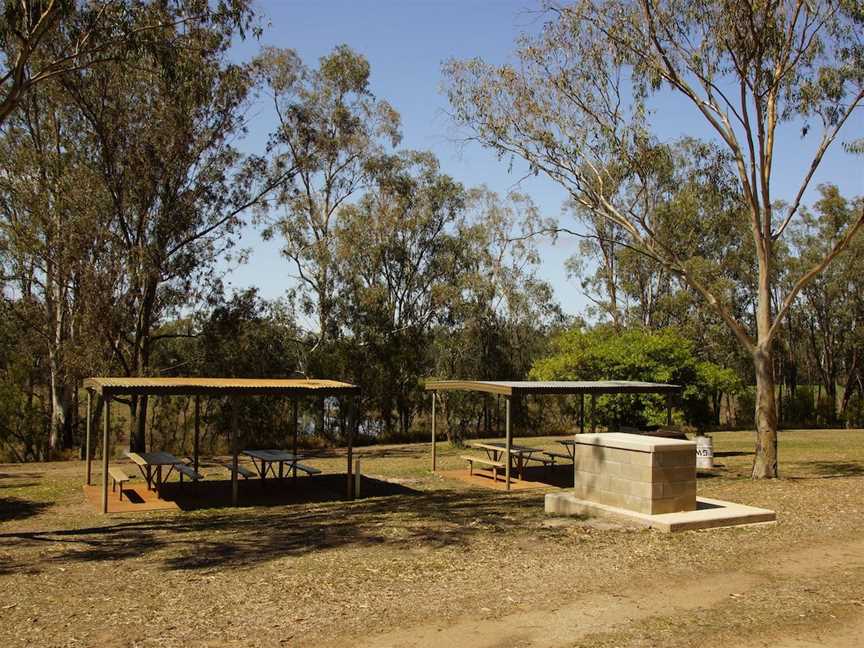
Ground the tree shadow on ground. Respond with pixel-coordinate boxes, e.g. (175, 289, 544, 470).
(714, 451, 753, 458)
(0, 482, 39, 490)
(299, 445, 427, 460)
(518, 464, 574, 488)
(0, 480, 550, 574)
(351, 445, 427, 460)
(156, 474, 419, 510)
(788, 461, 864, 479)
(0, 497, 49, 523)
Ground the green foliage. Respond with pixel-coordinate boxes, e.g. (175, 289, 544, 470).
(430, 189, 564, 444)
(256, 43, 401, 346)
(735, 388, 756, 427)
(0, 1, 260, 128)
(334, 151, 466, 438)
(782, 387, 816, 427)
(2, 2, 861, 466)
(788, 185, 864, 425)
(445, 0, 864, 476)
(531, 326, 738, 429)
(146, 289, 331, 453)
(844, 393, 864, 428)
(0, 301, 49, 461)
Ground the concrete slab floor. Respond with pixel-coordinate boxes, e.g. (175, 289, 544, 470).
(439, 469, 549, 491)
(83, 484, 180, 513)
(545, 492, 776, 532)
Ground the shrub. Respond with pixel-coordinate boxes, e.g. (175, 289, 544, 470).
(530, 326, 739, 430)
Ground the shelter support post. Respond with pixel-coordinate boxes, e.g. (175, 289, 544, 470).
(354, 457, 361, 498)
(590, 394, 597, 433)
(666, 393, 673, 426)
(85, 391, 92, 486)
(101, 396, 111, 514)
(292, 398, 299, 479)
(431, 391, 437, 472)
(574, 396, 581, 488)
(579, 394, 585, 434)
(347, 396, 356, 499)
(193, 396, 200, 474)
(231, 397, 239, 506)
(505, 396, 512, 492)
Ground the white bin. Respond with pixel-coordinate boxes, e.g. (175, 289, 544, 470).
(696, 434, 714, 470)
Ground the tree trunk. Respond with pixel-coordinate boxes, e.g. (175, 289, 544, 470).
(712, 391, 722, 426)
(129, 274, 158, 452)
(48, 360, 65, 455)
(752, 346, 778, 478)
(135, 395, 148, 452)
(840, 348, 859, 420)
(65, 382, 77, 449)
(129, 396, 142, 452)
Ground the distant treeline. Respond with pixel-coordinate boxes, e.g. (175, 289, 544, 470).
(0, 2, 861, 462)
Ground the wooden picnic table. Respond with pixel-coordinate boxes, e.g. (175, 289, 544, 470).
(558, 439, 576, 460)
(469, 442, 547, 481)
(242, 449, 299, 480)
(127, 451, 187, 493)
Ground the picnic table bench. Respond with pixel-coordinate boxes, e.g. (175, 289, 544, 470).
(214, 459, 256, 479)
(543, 449, 574, 464)
(467, 442, 552, 481)
(461, 455, 506, 481)
(108, 467, 133, 501)
(175, 463, 204, 483)
(293, 462, 322, 475)
(556, 439, 577, 459)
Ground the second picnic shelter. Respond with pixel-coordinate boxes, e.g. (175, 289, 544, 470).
(424, 380, 683, 490)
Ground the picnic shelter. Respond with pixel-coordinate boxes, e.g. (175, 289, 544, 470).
(424, 380, 683, 490)
(83, 377, 360, 513)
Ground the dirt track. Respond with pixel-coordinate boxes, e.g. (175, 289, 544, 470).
(340, 534, 864, 648)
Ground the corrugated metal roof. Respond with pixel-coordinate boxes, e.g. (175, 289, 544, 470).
(84, 377, 359, 396)
(424, 380, 681, 396)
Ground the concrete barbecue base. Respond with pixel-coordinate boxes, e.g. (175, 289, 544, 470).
(545, 492, 776, 533)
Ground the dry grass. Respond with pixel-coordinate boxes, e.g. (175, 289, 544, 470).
(0, 429, 863, 647)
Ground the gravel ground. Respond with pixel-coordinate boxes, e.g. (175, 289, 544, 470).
(0, 429, 862, 647)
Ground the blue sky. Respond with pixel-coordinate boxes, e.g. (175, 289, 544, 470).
(225, 0, 864, 319)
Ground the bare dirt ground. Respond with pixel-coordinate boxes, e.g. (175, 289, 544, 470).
(1, 429, 863, 647)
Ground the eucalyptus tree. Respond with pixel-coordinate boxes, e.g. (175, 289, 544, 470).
(0, 63, 113, 454)
(432, 188, 563, 443)
(334, 151, 466, 436)
(256, 45, 401, 363)
(445, 0, 864, 477)
(56, 1, 272, 451)
(566, 139, 752, 330)
(0, 297, 47, 460)
(144, 290, 306, 453)
(0, 0, 256, 128)
(458, 187, 562, 375)
(790, 185, 864, 423)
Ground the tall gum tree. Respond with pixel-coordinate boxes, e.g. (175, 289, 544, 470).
(334, 150, 467, 436)
(0, 0, 256, 128)
(256, 45, 401, 365)
(444, 0, 864, 478)
(0, 80, 107, 454)
(0, 1, 263, 455)
(57, 2, 272, 451)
